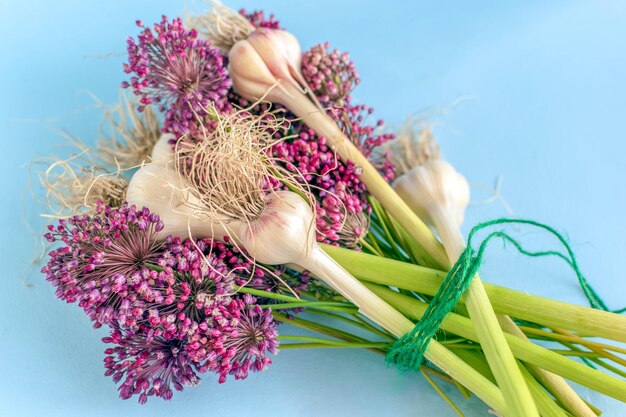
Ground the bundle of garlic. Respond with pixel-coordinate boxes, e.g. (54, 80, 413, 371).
(35, 5, 626, 417)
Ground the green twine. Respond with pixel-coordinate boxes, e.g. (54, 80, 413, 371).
(386, 218, 624, 372)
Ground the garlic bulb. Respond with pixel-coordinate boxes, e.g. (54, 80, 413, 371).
(123, 114, 507, 416)
(387, 128, 470, 256)
(126, 134, 231, 241)
(149, 133, 175, 164)
(393, 159, 470, 234)
(388, 128, 540, 417)
(238, 191, 316, 265)
(229, 28, 306, 105)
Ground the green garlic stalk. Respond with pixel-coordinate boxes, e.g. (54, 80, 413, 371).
(200, 7, 449, 268)
(126, 134, 510, 415)
(387, 129, 539, 416)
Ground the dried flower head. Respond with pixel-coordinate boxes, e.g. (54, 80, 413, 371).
(331, 104, 396, 182)
(104, 326, 201, 403)
(123, 16, 231, 138)
(153, 236, 235, 326)
(302, 42, 360, 106)
(188, 1, 254, 53)
(97, 94, 162, 170)
(335, 210, 370, 248)
(384, 120, 440, 177)
(270, 104, 393, 247)
(205, 294, 279, 383)
(37, 145, 128, 218)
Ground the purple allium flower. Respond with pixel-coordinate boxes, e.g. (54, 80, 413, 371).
(42, 202, 164, 326)
(123, 16, 231, 138)
(270, 102, 395, 247)
(146, 237, 235, 334)
(103, 326, 201, 403)
(95, 234, 281, 402)
(204, 294, 279, 383)
(239, 8, 281, 29)
(302, 42, 360, 107)
(329, 104, 396, 182)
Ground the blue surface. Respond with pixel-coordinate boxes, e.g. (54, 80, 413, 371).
(1, 0, 625, 416)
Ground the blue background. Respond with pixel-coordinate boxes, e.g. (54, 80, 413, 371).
(1, 0, 625, 416)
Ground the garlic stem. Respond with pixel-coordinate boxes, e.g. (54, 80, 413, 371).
(276, 81, 448, 268)
(453, 350, 572, 417)
(299, 247, 410, 337)
(429, 206, 539, 417)
(432, 203, 593, 416)
(498, 316, 597, 417)
(324, 244, 626, 342)
(366, 283, 626, 403)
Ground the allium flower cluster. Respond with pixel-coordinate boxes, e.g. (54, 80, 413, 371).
(329, 104, 396, 182)
(302, 42, 360, 106)
(42, 201, 164, 326)
(123, 16, 231, 138)
(43, 204, 283, 403)
(239, 8, 281, 29)
(271, 102, 395, 247)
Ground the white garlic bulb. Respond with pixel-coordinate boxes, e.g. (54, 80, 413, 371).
(393, 159, 470, 229)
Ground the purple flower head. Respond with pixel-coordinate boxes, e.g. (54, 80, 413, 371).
(97, 236, 281, 402)
(239, 8, 281, 29)
(141, 237, 236, 340)
(123, 16, 232, 138)
(204, 295, 279, 383)
(42, 202, 164, 326)
(329, 104, 396, 182)
(103, 326, 201, 403)
(302, 42, 360, 106)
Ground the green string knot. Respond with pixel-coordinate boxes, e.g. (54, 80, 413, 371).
(386, 218, 623, 372)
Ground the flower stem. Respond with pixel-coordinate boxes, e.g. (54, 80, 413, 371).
(306, 310, 396, 341)
(420, 369, 467, 417)
(365, 282, 626, 402)
(517, 326, 626, 355)
(259, 301, 358, 313)
(281, 82, 448, 268)
(322, 245, 626, 343)
(278, 335, 390, 349)
(298, 247, 508, 414)
(430, 207, 538, 417)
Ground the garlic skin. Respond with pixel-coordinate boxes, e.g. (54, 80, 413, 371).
(149, 133, 175, 164)
(126, 162, 232, 241)
(126, 134, 232, 241)
(228, 28, 306, 104)
(392, 159, 470, 229)
(245, 29, 302, 84)
(238, 191, 316, 265)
